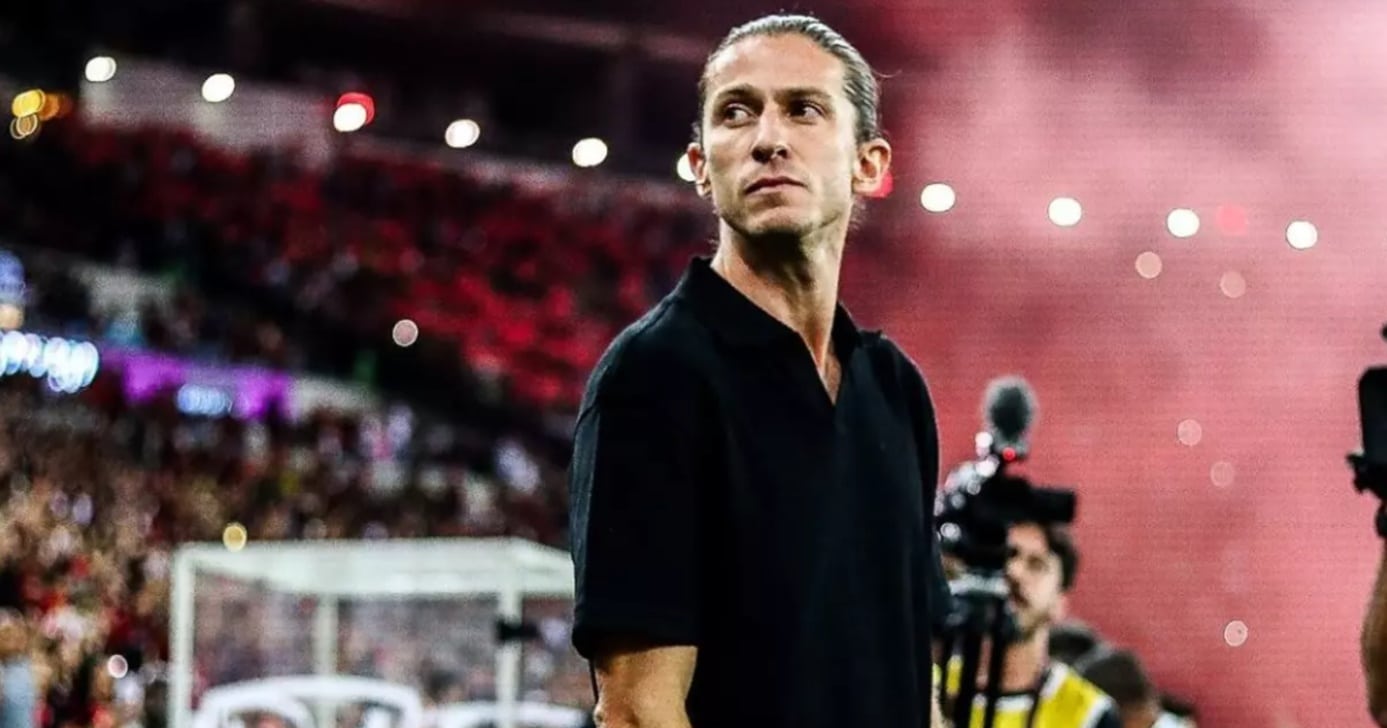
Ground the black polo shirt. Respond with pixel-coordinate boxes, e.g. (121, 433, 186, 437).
(568, 256, 952, 728)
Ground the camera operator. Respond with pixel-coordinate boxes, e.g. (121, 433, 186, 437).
(941, 520, 1120, 728)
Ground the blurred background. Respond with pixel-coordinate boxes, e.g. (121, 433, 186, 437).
(0, 0, 1385, 726)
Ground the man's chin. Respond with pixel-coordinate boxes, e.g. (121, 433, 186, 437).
(736, 214, 817, 245)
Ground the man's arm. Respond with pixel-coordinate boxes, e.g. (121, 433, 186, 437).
(592, 642, 697, 728)
(1363, 541, 1387, 726)
(569, 340, 709, 724)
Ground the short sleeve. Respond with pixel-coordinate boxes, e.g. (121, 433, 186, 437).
(895, 347, 955, 634)
(568, 340, 708, 660)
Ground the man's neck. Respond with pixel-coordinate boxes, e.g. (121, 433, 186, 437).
(709, 228, 844, 369)
(1000, 631, 1050, 694)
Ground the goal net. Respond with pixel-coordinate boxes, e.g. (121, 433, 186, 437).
(170, 538, 589, 728)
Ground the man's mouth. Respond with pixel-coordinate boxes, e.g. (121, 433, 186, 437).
(746, 177, 801, 194)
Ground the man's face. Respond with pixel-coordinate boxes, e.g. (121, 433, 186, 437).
(1006, 523, 1067, 638)
(688, 34, 889, 246)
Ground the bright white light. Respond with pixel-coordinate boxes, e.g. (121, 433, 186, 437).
(1223, 620, 1249, 647)
(392, 319, 419, 348)
(1286, 220, 1318, 250)
(202, 73, 236, 103)
(1167, 208, 1200, 239)
(1219, 271, 1247, 299)
(333, 103, 368, 133)
(1048, 197, 1082, 227)
(676, 154, 695, 182)
(445, 119, 481, 149)
(572, 138, 609, 168)
(920, 183, 957, 213)
(106, 655, 129, 679)
(84, 57, 117, 84)
(1135, 252, 1163, 279)
(1177, 419, 1203, 447)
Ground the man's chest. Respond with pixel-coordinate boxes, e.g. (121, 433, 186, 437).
(708, 362, 928, 560)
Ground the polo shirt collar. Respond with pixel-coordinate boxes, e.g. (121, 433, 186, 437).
(673, 256, 870, 355)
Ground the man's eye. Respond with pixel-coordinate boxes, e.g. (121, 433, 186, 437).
(721, 105, 752, 123)
(792, 101, 824, 118)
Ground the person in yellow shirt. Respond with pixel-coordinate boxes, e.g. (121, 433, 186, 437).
(940, 521, 1120, 728)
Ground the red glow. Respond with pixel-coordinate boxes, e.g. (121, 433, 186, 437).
(1216, 205, 1247, 236)
(335, 92, 376, 125)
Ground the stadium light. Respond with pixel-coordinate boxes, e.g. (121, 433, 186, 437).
(11, 90, 44, 118)
(392, 319, 419, 348)
(1048, 197, 1082, 227)
(920, 183, 956, 213)
(572, 138, 608, 168)
(676, 153, 695, 182)
(1134, 252, 1162, 279)
(85, 56, 117, 83)
(445, 119, 481, 149)
(333, 104, 368, 133)
(202, 73, 236, 103)
(1286, 220, 1318, 250)
(1167, 208, 1200, 239)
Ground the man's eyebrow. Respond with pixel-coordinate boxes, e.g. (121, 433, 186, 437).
(710, 85, 835, 104)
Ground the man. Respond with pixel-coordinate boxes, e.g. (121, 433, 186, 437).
(941, 523, 1120, 728)
(568, 13, 952, 728)
(1077, 649, 1193, 728)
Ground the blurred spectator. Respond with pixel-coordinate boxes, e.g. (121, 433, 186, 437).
(1049, 619, 1103, 667)
(1078, 648, 1194, 728)
(0, 609, 36, 728)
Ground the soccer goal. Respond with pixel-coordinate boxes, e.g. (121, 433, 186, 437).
(169, 538, 586, 728)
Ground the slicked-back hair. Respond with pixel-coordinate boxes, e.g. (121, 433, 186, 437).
(692, 14, 884, 147)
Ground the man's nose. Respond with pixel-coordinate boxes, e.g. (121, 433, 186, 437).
(751, 116, 790, 163)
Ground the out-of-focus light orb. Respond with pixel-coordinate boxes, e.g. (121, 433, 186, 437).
(445, 119, 481, 149)
(1224, 620, 1249, 647)
(9, 115, 39, 141)
(392, 319, 419, 348)
(920, 183, 957, 213)
(11, 90, 44, 118)
(676, 154, 695, 183)
(107, 655, 129, 679)
(1286, 220, 1318, 250)
(333, 103, 368, 133)
(1216, 205, 1247, 236)
(1177, 419, 1203, 447)
(572, 138, 608, 168)
(1220, 271, 1247, 299)
(1167, 208, 1200, 238)
(1211, 461, 1236, 488)
(202, 74, 236, 103)
(1135, 252, 1163, 279)
(1048, 196, 1082, 227)
(222, 522, 248, 551)
(85, 57, 117, 83)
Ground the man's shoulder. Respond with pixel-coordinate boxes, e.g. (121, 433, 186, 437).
(580, 296, 713, 408)
(1049, 664, 1121, 728)
(860, 331, 932, 399)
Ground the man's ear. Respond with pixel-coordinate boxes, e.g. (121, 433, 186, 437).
(687, 142, 711, 199)
(851, 138, 892, 197)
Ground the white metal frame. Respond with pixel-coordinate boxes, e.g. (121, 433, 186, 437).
(170, 538, 576, 728)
